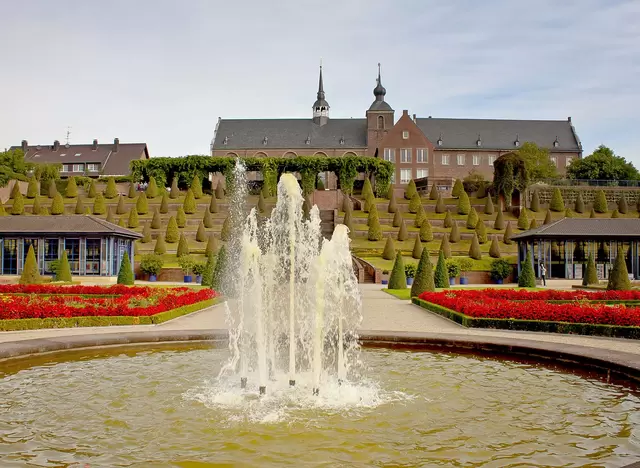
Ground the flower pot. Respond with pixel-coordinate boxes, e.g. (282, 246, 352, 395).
(449, 277, 456, 285)
(148, 274, 157, 282)
(495, 278, 504, 284)
(381, 279, 388, 285)
(184, 275, 193, 283)
(460, 277, 469, 285)
(195, 275, 202, 284)
(407, 277, 414, 286)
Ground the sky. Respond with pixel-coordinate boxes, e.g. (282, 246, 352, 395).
(1, 0, 639, 164)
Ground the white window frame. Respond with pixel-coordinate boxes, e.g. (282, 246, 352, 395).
(402, 130, 409, 139)
(383, 148, 395, 162)
(416, 169, 429, 179)
(400, 168, 412, 184)
(416, 148, 428, 163)
(565, 157, 572, 167)
(61, 164, 70, 173)
(400, 148, 412, 163)
(550, 156, 557, 167)
(472, 154, 481, 166)
(87, 163, 100, 172)
(457, 154, 466, 166)
(488, 154, 496, 166)
(72, 163, 84, 172)
(442, 154, 450, 165)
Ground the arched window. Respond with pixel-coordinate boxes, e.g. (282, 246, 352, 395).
(225, 152, 238, 157)
(253, 152, 268, 157)
(283, 151, 297, 158)
(342, 152, 357, 157)
(377, 115, 384, 129)
(313, 152, 328, 157)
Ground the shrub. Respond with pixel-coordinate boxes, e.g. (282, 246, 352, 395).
(106, 206, 115, 224)
(574, 192, 585, 213)
(11, 192, 24, 215)
(32, 195, 41, 215)
(215, 180, 225, 200)
(117, 251, 134, 285)
(209, 193, 219, 214)
(583, 253, 598, 286)
(118, 217, 126, 227)
(435, 193, 446, 213)
(489, 235, 501, 258)
(201, 253, 216, 287)
(542, 209, 551, 225)
(136, 193, 149, 215)
(408, 193, 421, 214)
(19, 245, 41, 285)
(484, 195, 494, 215)
(165, 216, 180, 243)
(388, 252, 407, 289)
(529, 190, 540, 212)
(490, 258, 511, 281)
(469, 233, 482, 260)
(196, 221, 207, 242)
(176, 206, 186, 228)
(362, 177, 374, 202)
(458, 257, 473, 278)
(611, 209, 620, 218)
(429, 184, 438, 200)
(87, 179, 97, 198)
(451, 179, 463, 198)
(450, 221, 461, 243)
(211, 244, 227, 291)
(618, 196, 628, 214)
(414, 203, 426, 228)
(443, 210, 453, 228)
(177, 233, 189, 257)
(404, 179, 417, 200)
(84, 206, 91, 215)
(476, 183, 487, 199)
(382, 236, 395, 260)
(397, 218, 408, 241)
(590, 208, 596, 218)
(127, 182, 136, 199)
(405, 263, 417, 279)
(387, 191, 397, 213)
(517, 208, 529, 230)
(316, 177, 325, 190)
(466, 207, 479, 229)
(46, 179, 57, 199)
(64, 177, 78, 198)
(528, 218, 537, 230)
(518, 251, 536, 288)
(342, 196, 352, 213)
(457, 191, 470, 215)
(200, 209, 212, 229)
(127, 208, 139, 228)
(564, 208, 573, 218)
(367, 213, 382, 241)
(342, 209, 353, 233)
(74, 197, 85, 215)
(154, 234, 167, 254)
(503, 221, 513, 244)
(116, 194, 126, 215)
(177, 254, 195, 274)
(140, 254, 164, 276)
(475, 219, 487, 243)
(51, 193, 65, 215)
(392, 210, 402, 228)
(494, 208, 504, 230)
(439, 234, 451, 258)
(167, 178, 179, 199)
(140, 223, 152, 243)
(56, 250, 72, 282)
(434, 250, 449, 288)
(412, 235, 423, 259)
(104, 177, 118, 199)
(549, 188, 565, 212)
(147, 208, 160, 229)
(446, 258, 460, 278)
(26, 176, 38, 199)
(205, 233, 218, 256)
(607, 249, 631, 291)
(154, 193, 167, 215)
(593, 190, 608, 213)
(367, 203, 378, 226)
(9, 181, 21, 199)
(183, 189, 196, 214)
(411, 248, 435, 297)
(0, 199, 5, 216)
(221, 215, 231, 241)
(192, 174, 203, 199)
(93, 193, 106, 215)
(420, 219, 433, 242)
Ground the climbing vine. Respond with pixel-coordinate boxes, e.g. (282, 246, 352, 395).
(493, 153, 529, 209)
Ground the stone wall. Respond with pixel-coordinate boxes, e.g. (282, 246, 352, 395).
(524, 185, 640, 207)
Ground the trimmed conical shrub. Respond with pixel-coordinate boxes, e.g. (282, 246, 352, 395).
(564, 208, 574, 218)
(136, 193, 149, 215)
(429, 184, 438, 200)
(484, 195, 494, 215)
(388, 252, 407, 289)
(529, 218, 538, 230)
(9, 181, 20, 199)
(11, 192, 24, 215)
(420, 219, 433, 242)
(543, 210, 552, 225)
(165, 216, 180, 243)
(118, 216, 126, 227)
(47, 179, 57, 198)
(74, 196, 85, 214)
(221, 215, 231, 241)
(141, 223, 152, 243)
(128, 182, 136, 198)
(476, 183, 487, 199)
(434, 193, 445, 214)
(367, 203, 378, 226)
(149, 208, 161, 229)
(362, 177, 374, 201)
(503, 221, 513, 244)
(611, 209, 620, 218)
(414, 203, 426, 228)
(342, 209, 354, 233)
(196, 221, 207, 242)
(518, 251, 536, 288)
(183, 189, 196, 214)
(65, 177, 78, 198)
(451, 179, 463, 198)
(574, 192, 585, 213)
(593, 190, 608, 213)
(457, 190, 470, 215)
(466, 207, 479, 229)
(412, 235, 423, 259)
(19, 245, 41, 284)
(411, 248, 435, 297)
(27, 176, 38, 199)
(342, 196, 352, 213)
(392, 210, 402, 228)
(408, 193, 421, 214)
(201, 252, 216, 287)
(155, 193, 167, 214)
(549, 188, 565, 212)
(176, 233, 189, 257)
(38, 206, 49, 216)
(439, 234, 451, 258)
(104, 177, 118, 199)
(475, 219, 487, 243)
(32, 195, 41, 215)
(170, 178, 180, 199)
(116, 195, 126, 215)
(205, 233, 218, 256)
(489, 235, 501, 258)
(88, 179, 97, 198)
(51, 193, 65, 215)
(209, 193, 219, 214)
(386, 185, 394, 200)
(192, 174, 203, 199)
(607, 249, 632, 291)
(397, 219, 408, 241)
(434, 250, 449, 288)
(382, 237, 395, 260)
(449, 222, 460, 243)
(127, 208, 139, 228)
(583, 253, 598, 286)
(590, 208, 597, 218)
(176, 207, 186, 228)
(84, 206, 91, 215)
(93, 193, 106, 215)
(404, 179, 417, 200)
(0, 199, 6, 216)
(494, 208, 504, 230)
(117, 251, 134, 285)
(144, 176, 158, 198)
(258, 192, 266, 213)
(56, 250, 72, 282)
(203, 209, 213, 228)
(154, 234, 167, 254)
(106, 206, 115, 224)
(388, 191, 397, 213)
(367, 212, 382, 241)
(529, 190, 540, 212)
(211, 244, 227, 291)
(443, 210, 453, 228)
(517, 208, 529, 230)
(215, 180, 225, 200)
(618, 196, 628, 214)
(469, 233, 482, 260)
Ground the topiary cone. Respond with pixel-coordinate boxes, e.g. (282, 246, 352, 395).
(517, 208, 529, 230)
(392, 210, 402, 228)
(484, 195, 494, 215)
(154, 234, 167, 254)
(397, 219, 408, 241)
(48, 179, 58, 199)
(74, 196, 85, 214)
(529, 190, 540, 212)
(435, 194, 446, 214)
(411, 248, 435, 297)
(165, 216, 180, 243)
(117, 251, 134, 285)
(475, 219, 487, 243)
(11, 192, 24, 215)
(457, 191, 470, 215)
(116, 194, 126, 215)
(412, 235, 423, 259)
(93, 193, 106, 215)
(574, 192, 585, 213)
(439, 234, 451, 258)
(170, 178, 180, 199)
(51, 193, 65, 215)
(196, 221, 207, 242)
(128, 181, 136, 199)
(494, 208, 504, 230)
(388, 251, 407, 289)
(19, 245, 41, 285)
(56, 250, 72, 282)
(176, 233, 189, 257)
(449, 222, 460, 243)
(145, 176, 158, 198)
(183, 189, 196, 214)
(582, 253, 598, 286)
(469, 232, 482, 260)
(434, 250, 449, 288)
(549, 188, 565, 212)
(503, 221, 513, 245)
(618, 196, 628, 214)
(518, 251, 536, 288)
(404, 179, 417, 200)
(489, 235, 501, 258)
(136, 193, 149, 215)
(414, 203, 426, 228)
(466, 207, 478, 229)
(382, 236, 395, 260)
(443, 210, 453, 228)
(191, 174, 203, 199)
(420, 219, 433, 242)
(127, 208, 139, 228)
(205, 233, 218, 256)
(429, 184, 438, 200)
(26, 176, 38, 199)
(176, 206, 186, 228)
(141, 223, 152, 243)
(65, 177, 78, 198)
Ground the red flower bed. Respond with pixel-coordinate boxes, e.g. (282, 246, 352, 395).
(0, 285, 217, 320)
(418, 290, 640, 327)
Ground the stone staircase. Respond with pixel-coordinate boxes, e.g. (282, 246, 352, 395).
(319, 210, 334, 239)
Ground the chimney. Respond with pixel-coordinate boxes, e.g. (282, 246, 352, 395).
(402, 109, 409, 116)
(412, 114, 416, 122)
(21, 140, 28, 152)
(92, 139, 98, 150)
(53, 140, 60, 151)
(113, 138, 120, 152)
(568, 116, 572, 122)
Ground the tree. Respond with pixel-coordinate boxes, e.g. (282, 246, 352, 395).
(518, 251, 536, 288)
(382, 237, 395, 260)
(11, 192, 24, 215)
(128, 181, 136, 199)
(201, 252, 216, 287)
(170, 177, 180, 199)
(434, 250, 449, 288)
(412, 235, 423, 259)
(494, 208, 505, 230)
(48, 179, 57, 198)
(19, 245, 41, 284)
(165, 216, 180, 243)
(443, 210, 453, 228)
(93, 193, 106, 215)
(429, 184, 438, 200)
(414, 203, 426, 228)
(211, 244, 227, 291)
(503, 221, 514, 244)
(118, 216, 126, 227)
(117, 251, 134, 285)
(469, 233, 482, 260)
(466, 207, 479, 229)
(177, 233, 189, 257)
(529, 190, 540, 212)
(411, 248, 435, 297)
(116, 194, 126, 215)
(574, 192, 585, 213)
(489, 235, 501, 258)
(0, 148, 30, 188)
(457, 191, 470, 215)
(493, 152, 529, 209)
(517, 208, 529, 230)
(593, 190, 608, 213)
(582, 253, 598, 286)
(397, 218, 408, 241)
(567, 145, 639, 181)
(105, 206, 115, 223)
(607, 249, 631, 290)
(154, 234, 167, 254)
(618, 196, 628, 214)
(191, 174, 203, 199)
(56, 250, 72, 282)
(366, 203, 378, 226)
(439, 234, 451, 258)
(26, 176, 38, 199)
(549, 188, 565, 212)
(484, 195, 494, 215)
(32, 195, 41, 215)
(141, 222, 152, 243)
(136, 193, 149, 215)
(475, 219, 487, 243)
(404, 179, 417, 200)
(221, 215, 231, 241)
(51, 193, 65, 215)
(148, 208, 160, 229)
(449, 222, 460, 243)
(435, 193, 446, 213)
(420, 219, 433, 242)
(201, 209, 213, 229)
(176, 206, 186, 228)
(196, 221, 207, 242)
(127, 208, 139, 228)
(451, 179, 463, 198)
(215, 180, 225, 200)
(518, 142, 558, 182)
(388, 252, 407, 289)
(205, 233, 218, 256)
(104, 177, 118, 199)
(342, 196, 352, 213)
(183, 189, 196, 214)
(146, 176, 159, 198)
(392, 210, 402, 228)
(74, 196, 85, 214)
(542, 209, 552, 225)
(209, 193, 218, 213)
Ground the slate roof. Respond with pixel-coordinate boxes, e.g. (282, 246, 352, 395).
(0, 215, 142, 239)
(512, 218, 640, 240)
(13, 141, 149, 176)
(212, 118, 368, 150)
(416, 118, 581, 152)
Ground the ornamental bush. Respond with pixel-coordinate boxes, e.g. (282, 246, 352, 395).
(429, 184, 438, 200)
(529, 190, 540, 212)
(128, 182, 136, 199)
(440, 234, 451, 258)
(566, 207, 575, 218)
(19, 245, 41, 285)
(48, 179, 57, 198)
(490, 258, 511, 282)
(475, 219, 487, 243)
(549, 188, 564, 212)
(9, 181, 20, 199)
(611, 209, 620, 218)
(469, 233, 482, 260)
(517, 208, 529, 230)
(176, 207, 186, 228)
(607, 249, 631, 290)
(466, 207, 479, 229)
(388, 191, 397, 213)
(583, 253, 598, 286)
(64, 177, 77, 198)
(154, 234, 167, 254)
(116, 194, 126, 215)
(205, 233, 218, 256)
(618, 196, 628, 214)
(88, 179, 97, 198)
(106, 206, 115, 224)
(211, 244, 227, 291)
(388, 252, 407, 289)
(221, 215, 231, 241)
(451, 179, 463, 198)
(590, 208, 596, 218)
(457, 191, 470, 215)
(449, 221, 460, 243)
(51, 193, 65, 215)
(342, 196, 352, 213)
(215, 180, 225, 200)
(411, 248, 435, 297)
(127, 208, 139, 228)
(141, 223, 152, 243)
(367, 212, 382, 241)
(361, 177, 374, 202)
(32, 195, 41, 215)
(593, 190, 608, 213)
(518, 251, 536, 288)
(574, 192, 585, 213)
(117, 251, 134, 285)
(529, 218, 538, 230)
(196, 221, 207, 242)
(209, 193, 219, 214)
(93, 193, 106, 215)
(11, 192, 24, 215)
(494, 208, 504, 230)
(56, 250, 72, 282)
(392, 210, 402, 228)
(397, 219, 408, 241)
(140, 254, 164, 276)
(404, 179, 417, 200)
(435, 193, 446, 213)
(503, 221, 513, 244)
(136, 193, 149, 215)
(412, 235, 423, 259)
(183, 189, 196, 214)
(0, 199, 6, 216)
(74, 196, 85, 214)
(446, 259, 461, 279)
(408, 193, 421, 214)
(203, 209, 213, 228)
(414, 203, 426, 228)
(27, 176, 38, 199)
(150, 208, 161, 229)
(489, 235, 501, 258)
(165, 216, 180, 243)
(342, 209, 353, 233)
(104, 177, 118, 199)
(443, 210, 453, 228)
(484, 195, 494, 215)
(118, 217, 126, 227)
(170, 178, 180, 199)
(192, 174, 203, 199)
(84, 206, 91, 215)
(543, 209, 552, 225)
(434, 250, 449, 288)
(177, 233, 189, 257)
(420, 219, 433, 242)
(382, 236, 395, 260)
(201, 253, 216, 287)
(367, 203, 378, 226)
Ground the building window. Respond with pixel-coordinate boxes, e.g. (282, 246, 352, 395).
(442, 154, 450, 165)
(23, 239, 38, 267)
(2, 239, 18, 275)
(472, 154, 481, 166)
(416, 148, 428, 163)
(72, 163, 85, 172)
(488, 154, 496, 166)
(457, 154, 466, 165)
(377, 115, 384, 129)
(44, 238, 59, 274)
(87, 163, 100, 172)
(400, 148, 412, 163)
(416, 169, 429, 179)
(86, 239, 101, 275)
(402, 130, 409, 139)
(550, 156, 557, 167)
(383, 148, 395, 162)
(400, 168, 412, 184)
(65, 238, 80, 274)
(565, 157, 573, 167)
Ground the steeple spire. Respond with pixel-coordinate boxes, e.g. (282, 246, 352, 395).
(373, 62, 387, 101)
(312, 60, 330, 126)
(317, 60, 325, 101)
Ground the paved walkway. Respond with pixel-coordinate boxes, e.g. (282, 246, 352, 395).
(1, 285, 639, 357)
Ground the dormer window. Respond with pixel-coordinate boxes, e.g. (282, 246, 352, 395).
(305, 136, 311, 145)
(476, 135, 482, 147)
(553, 136, 559, 148)
(402, 131, 409, 139)
(263, 136, 268, 145)
(339, 136, 345, 145)
(437, 133, 443, 146)
(514, 134, 520, 147)
(223, 136, 228, 145)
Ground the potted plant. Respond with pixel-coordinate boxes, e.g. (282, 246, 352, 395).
(140, 254, 164, 282)
(178, 255, 195, 283)
(381, 270, 389, 285)
(490, 258, 512, 284)
(458, 258, 473, 285)
(404, 263, 417, 286)
(192, 262, 206, 284)
(446, 258, 461, 285)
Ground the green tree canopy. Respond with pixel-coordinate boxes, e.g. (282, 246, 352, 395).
(567, 145, 639, 181)
(517, 142, 558, 182)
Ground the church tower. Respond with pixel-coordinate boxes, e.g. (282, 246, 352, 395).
(366, 63, 394, 157)
(312, 64, 330, 126)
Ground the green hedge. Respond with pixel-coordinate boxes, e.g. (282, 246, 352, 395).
(412, 298, 640, 339)
(0, 298, 219, 331)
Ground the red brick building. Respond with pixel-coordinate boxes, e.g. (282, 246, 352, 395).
(211, 65, 582, 190)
